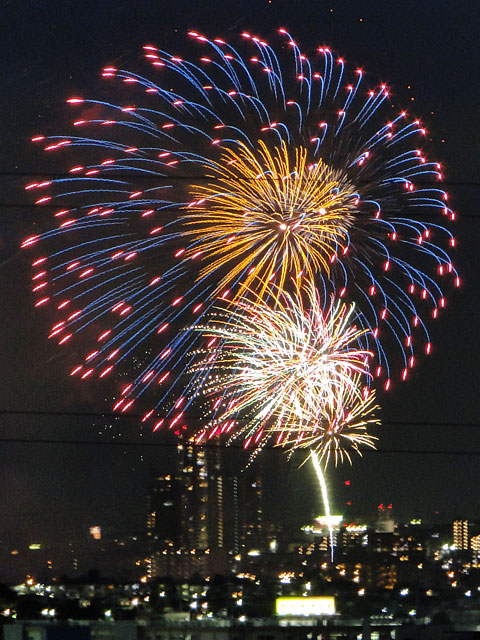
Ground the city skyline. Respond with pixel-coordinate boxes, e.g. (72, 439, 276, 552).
(1, 437, 479, 585)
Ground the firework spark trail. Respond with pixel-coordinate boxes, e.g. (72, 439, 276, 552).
(23, 29, 457, 426)
(311, 449, 335, 561)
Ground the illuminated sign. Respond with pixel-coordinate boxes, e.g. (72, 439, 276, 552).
(276, 597, 335, 616)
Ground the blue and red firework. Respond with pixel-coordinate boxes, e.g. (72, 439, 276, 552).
(23, 29, 458, 428)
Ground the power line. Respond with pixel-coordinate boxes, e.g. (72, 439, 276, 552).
(0, 408, 477, 429)
(0, 409, 477, 454)
(0, 435, 476, 455)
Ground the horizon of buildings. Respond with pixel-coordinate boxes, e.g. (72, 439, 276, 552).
(1, 439, 480, 587)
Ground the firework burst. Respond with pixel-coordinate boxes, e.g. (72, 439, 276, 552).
(192, 284, 379, 465)
(23, 29, 458, 421)
(185, 140, 357, 297)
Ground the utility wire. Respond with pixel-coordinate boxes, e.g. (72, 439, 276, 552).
(0, 435, 477, 456)
(0, 408, 477, 429)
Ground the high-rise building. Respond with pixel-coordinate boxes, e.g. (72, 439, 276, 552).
(453, 520, 469, 550)
(147, 437, 264, 577)
(178, 438, 209, 550)
(239, 475, 264, 552)
(222, 472, 241, 553)
(147, 474, 181, 549)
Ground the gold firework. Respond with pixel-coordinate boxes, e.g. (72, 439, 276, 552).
(280, 371, 378, 466)
(185, 140, 357, 297)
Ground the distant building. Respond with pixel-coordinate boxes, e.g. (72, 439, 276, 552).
(375, 504, 395, 534)
(301, 515, 343, 553)
(471, 533, 480, 565)
(452, 520, 469, 550)
(341, 524, 368, 549)
(88, 526, 102, 541)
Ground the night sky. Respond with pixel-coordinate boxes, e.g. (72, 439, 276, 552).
(1, 0, 479, 580)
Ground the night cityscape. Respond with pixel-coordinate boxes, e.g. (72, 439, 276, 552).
(1, 1, 479, 639)
(2, 444, 480, 638)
